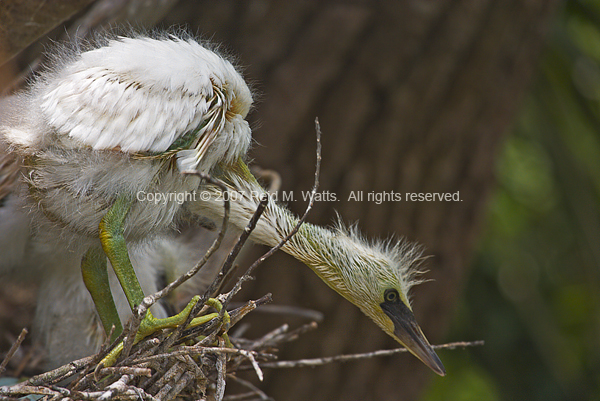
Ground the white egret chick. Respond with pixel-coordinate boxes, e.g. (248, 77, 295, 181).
(1, 32, 252, 367)
(0, 32, 445, 376)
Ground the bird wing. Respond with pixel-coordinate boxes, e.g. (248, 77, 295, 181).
(41, 66, 233, 173)
(41, 71, 212, 154)
(39, 36, 246, 164)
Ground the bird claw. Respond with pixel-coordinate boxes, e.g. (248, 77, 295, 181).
(100, 297, 231, 367)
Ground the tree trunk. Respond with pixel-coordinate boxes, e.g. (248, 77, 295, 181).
(165, 1, 558, 399)
(0, 0, 96, 65)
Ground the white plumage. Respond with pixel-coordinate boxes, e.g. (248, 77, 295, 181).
(0, 33, 254, 368)
(27, 35, 252, 171)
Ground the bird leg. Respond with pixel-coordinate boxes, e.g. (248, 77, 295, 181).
(81, 246, 123, 341)
(95, 195, 231, 366)
(98, 195, 146, 312)
(100, 297, 232, 367)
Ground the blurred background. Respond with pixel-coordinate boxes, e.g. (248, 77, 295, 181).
(1, 1, 598, 400)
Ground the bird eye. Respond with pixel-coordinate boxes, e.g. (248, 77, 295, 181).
(384, 288, 399, 303)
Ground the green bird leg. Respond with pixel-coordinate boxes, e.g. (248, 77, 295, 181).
(102, 298, 232, 366)
(95, 195, 231, 366)
(81, 246, 123, 341)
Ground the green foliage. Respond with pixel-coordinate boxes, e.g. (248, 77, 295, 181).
(426, 2, 600, 400)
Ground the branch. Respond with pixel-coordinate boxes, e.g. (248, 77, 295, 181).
(0, 328, 27, 375)
(251, 341, 485, 369)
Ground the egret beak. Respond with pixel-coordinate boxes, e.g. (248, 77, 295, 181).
(380, 302, 446, 376)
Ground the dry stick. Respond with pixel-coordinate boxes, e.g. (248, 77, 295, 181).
(182, 354, 204, 379)
(149, 361, 183, 395)
(225, 375, 271, 401)
(182, 197, 269, 341)
(251, 341, 485, 369)
(141, 172, 232, 355)
(217, 117, 323, 323)
(26, 356, 96, 386)
(98, 374, 132, 401)
(213, 194, 270, 298)
(115, 336, 164, 371)
(151, 172, 231, 303)
(130, 347, 261, 369)
(254, 321, 319, 349)
(182, 294, 273, 344)
(152, 362, 184, 400)
(164, 370, 195, 401)
(120, 314, 146, 363)
(242, 324, 289, 351)
(0, 328, 27, 375)
(97, 366, 152, 378)
(227, 294, 273, 328)
(0, 385, 59, 398)
(227, 303, 324, 322)
(215, 340, 227, 401)
(161, 354, 205, 400)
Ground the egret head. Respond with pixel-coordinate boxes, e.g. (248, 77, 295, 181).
(300, 223, 446, 376)
(197, 168, 447, 376)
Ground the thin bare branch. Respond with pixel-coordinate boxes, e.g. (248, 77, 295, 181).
(218, 118, 323, 317)
(252, 340, 485, 369)
(225, 375, 272, 401)
(212, 194, 269, 298)
(0, 328, 27, 375)
(215, 346, 227, 401)
(150, 172, 231, 304)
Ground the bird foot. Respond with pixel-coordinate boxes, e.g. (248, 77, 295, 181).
(100, 297, 231, 367)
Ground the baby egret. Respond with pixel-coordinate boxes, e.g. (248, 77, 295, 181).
(0, 32, 445, 375)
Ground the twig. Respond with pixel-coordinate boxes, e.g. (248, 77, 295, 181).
(212, 194, 269, 298)
(226, 303, 324, 322)
(251, 340, 485, 369)
(0, 328, 27, 375)
(131, 347, 262, 367)
(228, 294, 273, 328)
(164, 370, 195, 401)
(98, 374, 132, 401)
(225, 375, 272, 401)
(97, 366, 152, 378)
(215, 345, 227, 401)
(155, 171, 231, 351)
(245, 118, 322, 275)
(149, 172, 231, 303)
(25, 356, 95, 386)
(151, 362, 184, 398)
(120, 310, 146, 362)
(219, 118, 323, 317)
(261, 321, 319, 347)
(0, 384, 59, 397)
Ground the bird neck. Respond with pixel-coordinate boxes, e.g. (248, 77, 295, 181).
(197, 159, 374, 301)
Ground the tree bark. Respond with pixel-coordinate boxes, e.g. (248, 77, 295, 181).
(165, 1, 558, 399)
(0, 0, 96, 65)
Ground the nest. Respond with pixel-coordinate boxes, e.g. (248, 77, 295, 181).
(0, 140, 323, 401)
(0, 292, 321, 401)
